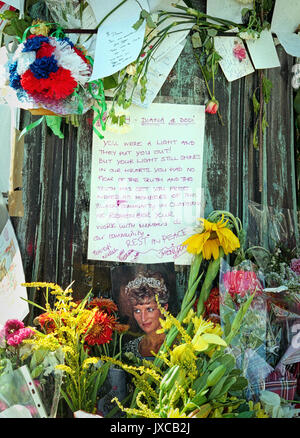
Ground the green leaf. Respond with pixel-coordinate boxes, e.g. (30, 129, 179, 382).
(102, 74, 118, 90)
(192, 32, 202, 49)
(262, 76, 273, 104)
(31, 365, 44, 379)
(207, 28, 218, 37)
(146, 15, 156, 29)
(252, 90, 260, 115)
(294, 89, 300, 114)
(236, 410, 254, 418)
(229, 376, 248, 391)
(132, 18, 144, 31)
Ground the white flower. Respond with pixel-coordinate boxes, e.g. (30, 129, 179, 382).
(238, 30, 259, 40)
(16, 51, 36, 76)
(51, 38, 91, 85)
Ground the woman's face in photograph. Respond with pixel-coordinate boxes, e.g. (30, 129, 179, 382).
(132, 300, 165, 334)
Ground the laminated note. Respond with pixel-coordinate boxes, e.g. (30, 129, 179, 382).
(271, 0, 300, 57)
(87, 103, 205, 265)
(246, 29, 280, 70)
(214, 36, 254, 82)
(207, 0, 253, 24)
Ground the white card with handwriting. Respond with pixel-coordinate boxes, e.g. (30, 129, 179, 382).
(88, 103, 205, 265)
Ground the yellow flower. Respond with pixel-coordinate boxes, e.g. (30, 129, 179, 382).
(182, 215, 240, 260)
(30, 20, 50, 36)
(82, 357, 100, 369)
(170, 344, 196, 365)
(167, 407, 187, 418)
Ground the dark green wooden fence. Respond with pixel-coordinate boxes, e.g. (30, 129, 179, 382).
(9, 0, 298, 321)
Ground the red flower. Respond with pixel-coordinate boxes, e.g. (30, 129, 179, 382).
(204, 287, 220, 318)
(73, 46, 90, 64)
(36, 42, 55, 58)
(21, 67, 77, 100)
(205, 99, 219, 114)
(88, 297, 118, 314)
(37, 312, 56, 333)
(84, 310, 115, 346)
(222, 270, 263, 298)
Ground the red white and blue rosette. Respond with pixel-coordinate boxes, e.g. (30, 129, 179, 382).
(5, 34, 95, 115)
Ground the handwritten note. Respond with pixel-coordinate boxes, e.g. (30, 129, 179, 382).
(89, 0, 149, 80)
(271, 0, 300, 57)
(88, 103, 205, 265)
(0, 194, 28, 325)
(128, 40, 186, 108)
(207, 0, 253, 24)
(214, 36, 254, 82)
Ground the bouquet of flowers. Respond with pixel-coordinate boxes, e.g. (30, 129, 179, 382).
(2, 31, 95, 116)
(219, 260, 271, 396)
(0, 318, 64, 417)
(21, 282, 129, 414)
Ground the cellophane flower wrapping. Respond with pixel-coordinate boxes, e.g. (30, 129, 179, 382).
(219, 259, 270, 396)
(0, 33, 97, 115)
(0, 320, 64, 418)
(264, 289, 300, 373)
(0, 365, 47, 418)
(45, 0, 98, 54)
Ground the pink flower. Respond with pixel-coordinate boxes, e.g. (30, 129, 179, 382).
(4, 319, 24, 338)
(6, 327, 34, 346)
(291, 258, 300, 275)
(222, 270, 263, 298)
(205, 99, 219, 114)
(233, 42, 247, 62)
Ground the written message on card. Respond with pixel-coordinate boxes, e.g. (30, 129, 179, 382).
(88, 104, 205, 265)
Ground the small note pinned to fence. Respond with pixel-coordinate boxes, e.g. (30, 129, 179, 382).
(206, 0, 253, 24)
(88, 103, 205, 265)
(214, 36, 254, 82)
(246, 29, 280, 70)
(271, 0, 300, 57)
(89, 0, 149, 80)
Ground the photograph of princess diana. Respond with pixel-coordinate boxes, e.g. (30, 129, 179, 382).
(110, 263, 177, 361)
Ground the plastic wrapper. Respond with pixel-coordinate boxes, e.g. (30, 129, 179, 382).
(219, 259, 268, 395)
(247, 201, 297, 252)
(0, 365, 47, 418)
(45, 0, 98, 54)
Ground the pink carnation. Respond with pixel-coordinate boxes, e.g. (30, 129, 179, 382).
(6, 327, 34, 346)
(4, 319, 24, 338)
(291, 258, 300, 275)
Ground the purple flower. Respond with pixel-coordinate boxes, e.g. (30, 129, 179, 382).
(291, 258, 300, 275)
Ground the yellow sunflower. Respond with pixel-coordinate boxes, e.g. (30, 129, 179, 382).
(182, 215, 240, 260)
